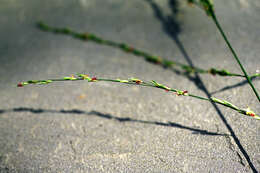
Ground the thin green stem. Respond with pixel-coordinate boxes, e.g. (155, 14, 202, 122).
(211, 14, 260, 102)
(36, 22, 259, 79)
(190, 0, 260, 102)
(17, 74, 260, 120)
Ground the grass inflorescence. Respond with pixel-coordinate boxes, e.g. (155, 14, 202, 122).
(18, 0, 260, 121)
(36, 21, 260, 80)
(17, 73, 260, 120)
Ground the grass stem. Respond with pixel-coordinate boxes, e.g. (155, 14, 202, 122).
(17, 74, 260, 120)
(190, 0, 260, 102)
(36, 22, 259, 80)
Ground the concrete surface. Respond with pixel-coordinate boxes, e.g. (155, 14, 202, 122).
(0, 0, 259, 172)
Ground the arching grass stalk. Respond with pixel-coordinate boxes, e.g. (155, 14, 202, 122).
(36, 22, 259, 79)
(17, 74, 260, 120)
(188, 0, 260, 102)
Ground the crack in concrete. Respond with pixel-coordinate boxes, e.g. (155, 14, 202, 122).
(225, 135, 246, 167)
(69, 140, 77, 160)
(225, 135, 236, 151)
(236, 152, 246, 167)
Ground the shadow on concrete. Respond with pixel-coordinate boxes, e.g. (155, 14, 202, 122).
(28, 0, 257, 171)
(0, 107, 227, 136)
(210, 76, 260, 95)
(145, 0, 257, 172)
(35, 1, 257, 95)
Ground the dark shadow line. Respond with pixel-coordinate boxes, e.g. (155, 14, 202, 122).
(211, 76, 259, 95)
(88, 111, 225, 136)
(145, 0, 257, 172)
(0, 107, 227, 136)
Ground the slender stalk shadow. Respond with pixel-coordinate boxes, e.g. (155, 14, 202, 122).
(145, 0, 257, 172)
(88, 111, 226, 136)
(211, 76, 260, 95)
(0, 107, 227, 136)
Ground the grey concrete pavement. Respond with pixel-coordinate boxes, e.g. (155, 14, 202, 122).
(0, 0, 259, 172)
